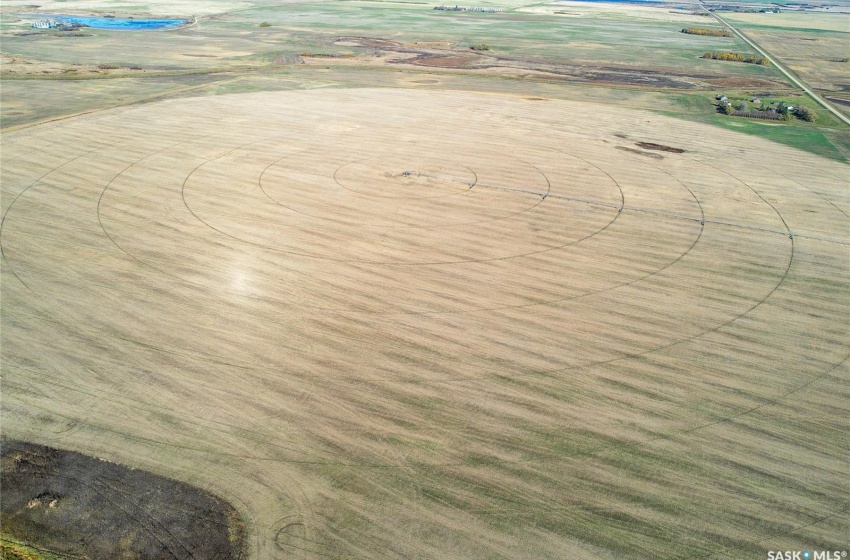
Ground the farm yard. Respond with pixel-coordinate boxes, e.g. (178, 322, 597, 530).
(1, 0, 849, 558)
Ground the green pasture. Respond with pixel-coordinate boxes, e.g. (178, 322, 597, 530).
(666, 92, 849, 162)
(0, 0, 783, 75)
(2, 0, 846, 162)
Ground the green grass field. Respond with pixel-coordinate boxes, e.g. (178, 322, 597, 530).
(667, 92, 849, 161)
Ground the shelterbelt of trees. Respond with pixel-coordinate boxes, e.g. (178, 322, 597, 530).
(682, 27, 732, 37)
(703, 51, 769, 65)
(719, 100, 817, 122)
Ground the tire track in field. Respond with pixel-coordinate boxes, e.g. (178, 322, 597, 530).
(15, 124, 691, 324)
(4, 138, 808, 474)
(4, 147, 806, 474)
(1, 124, 190, 289)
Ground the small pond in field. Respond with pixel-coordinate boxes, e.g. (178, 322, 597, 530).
(54, 16, 187, 29)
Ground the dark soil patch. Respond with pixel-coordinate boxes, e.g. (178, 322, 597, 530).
(369, 40, 716, 90)
(334, 36, 404, 49)
(491, 58, 707, 88)
(706, 77, 785, 89)
(1, 440, 245, 560)
(302, 53, 354, 59)
(635, 141, 685, 153)
(408, 54, 480, 68)
(595, 65, 714, 80)
(826, 96, 850, 108)
(617, 146, 663, 159)
(584, 71, 695, 88)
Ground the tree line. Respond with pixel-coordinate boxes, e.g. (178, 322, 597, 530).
(682, 27, 732, 37)
(719, 100, 817, 122)
(703, 51, 769, 65)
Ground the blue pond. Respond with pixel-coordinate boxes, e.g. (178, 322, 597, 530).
(56, 16, 186, 30)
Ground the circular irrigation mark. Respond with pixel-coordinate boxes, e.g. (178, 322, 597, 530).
(3, 89, 847, 559)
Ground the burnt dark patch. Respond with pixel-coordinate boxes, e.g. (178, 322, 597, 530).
(1, 440, 245, 560)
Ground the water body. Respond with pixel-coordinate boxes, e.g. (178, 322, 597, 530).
(55, 15, 187, 29)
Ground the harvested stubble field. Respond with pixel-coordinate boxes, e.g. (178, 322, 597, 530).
(1, 88, 848, 559)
